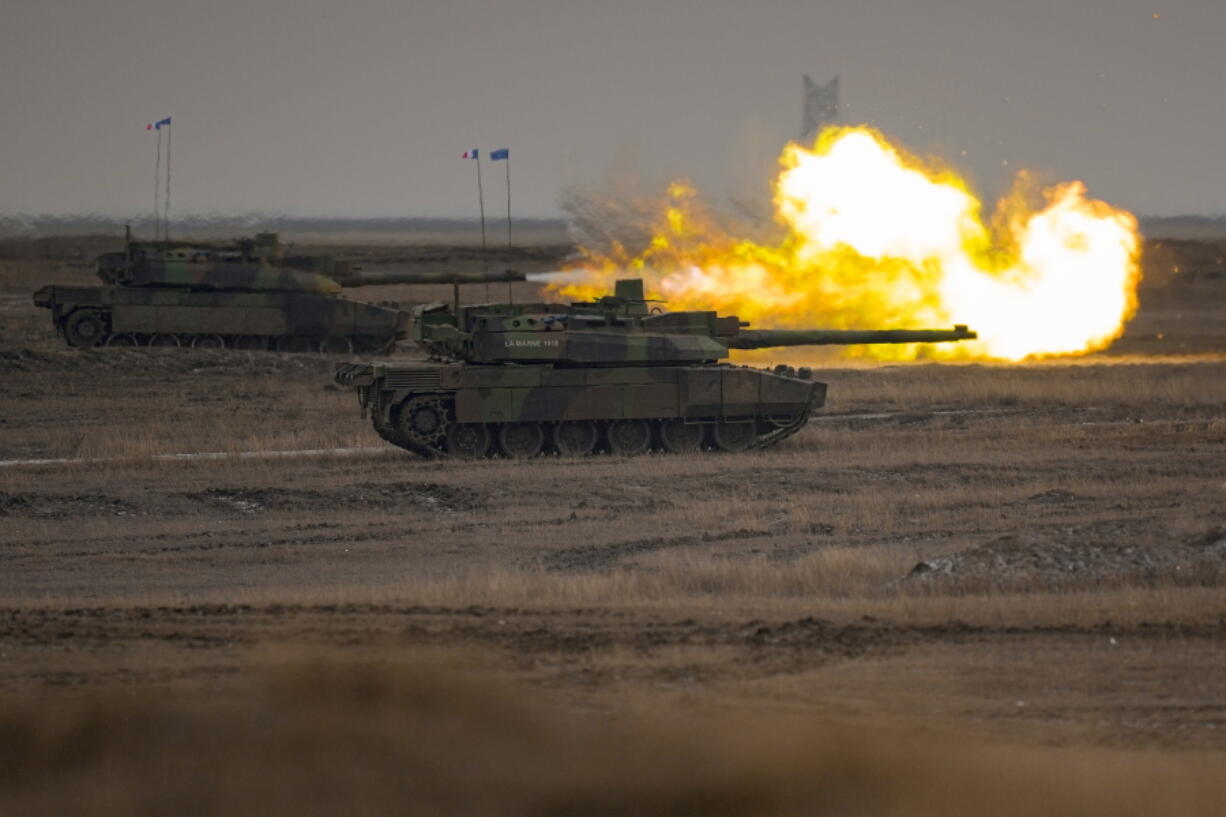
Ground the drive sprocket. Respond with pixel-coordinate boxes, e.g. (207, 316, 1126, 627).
(396, 395, 451, 453)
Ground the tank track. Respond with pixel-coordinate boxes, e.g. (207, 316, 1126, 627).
(749, 412, 812, 451)
(361, 376, 822, 460)
(372, 411, 814, 459)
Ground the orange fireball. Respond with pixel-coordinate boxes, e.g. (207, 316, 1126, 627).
(557, 126, 1141, 361)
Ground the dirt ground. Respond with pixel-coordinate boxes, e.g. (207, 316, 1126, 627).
(1, 236, 1224, 814)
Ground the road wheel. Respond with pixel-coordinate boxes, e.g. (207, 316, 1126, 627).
(147, 334, 181, 347)
(447, 423, 491, 459)
(499, 422, 545, 458)
(65, 310, 107, 347)
(191, 334, 226, 349)
(552, 421, 598, 456)
(105, 333, 139, 347)
(712, 420, 756, 452)
(658, 419, 704, 454)
(607, 419, 652, 456)
(319, 336, 355, 354)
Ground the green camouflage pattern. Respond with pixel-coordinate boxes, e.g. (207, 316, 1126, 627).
(32, 233, 526, 353)
(334, 277, 977, 458)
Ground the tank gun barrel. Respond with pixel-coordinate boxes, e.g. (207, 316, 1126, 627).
(331, 269, 527, 287)
(729, 325, 977, 349)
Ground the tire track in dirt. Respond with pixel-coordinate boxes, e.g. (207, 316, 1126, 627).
(3, 604, 1222, 654)
(0, 481, 482, 520)
(538, 528, 781, 572)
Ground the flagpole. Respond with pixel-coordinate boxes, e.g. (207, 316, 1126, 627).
(476, 153, 489, 299)
(164, 121, 172, 242)
(154, 128, 161, 242)
(504, 156, 512, 251)
(504, 155, 512, 300)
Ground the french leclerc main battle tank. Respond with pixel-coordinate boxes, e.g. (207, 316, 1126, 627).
(32, 231, 526, 353)
(334, 278, 977, 458)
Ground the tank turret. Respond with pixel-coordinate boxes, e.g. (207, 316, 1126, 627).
(95, 239, 346, 293)
(409, 276, 975, 364)
(95, 235, 527, 293)
(334, 277, 978, 459)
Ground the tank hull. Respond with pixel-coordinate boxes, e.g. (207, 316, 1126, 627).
(33, 284, 407, 353)
(336, 360, 826, 457)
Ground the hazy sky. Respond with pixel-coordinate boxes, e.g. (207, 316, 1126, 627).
(3, 0, 1224, 218)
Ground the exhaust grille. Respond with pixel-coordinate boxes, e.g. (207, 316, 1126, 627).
(383, 368, 443, 390)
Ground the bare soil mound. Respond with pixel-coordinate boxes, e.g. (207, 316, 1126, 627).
(0, 491, 138, 519)
(903, 526, 1226, 590)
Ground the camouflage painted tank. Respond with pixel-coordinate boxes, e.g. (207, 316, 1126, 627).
(334, 278, 977, 457)
(32, 232, 525, 353)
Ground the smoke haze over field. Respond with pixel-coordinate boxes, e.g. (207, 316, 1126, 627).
(3, 0, 1225, 219)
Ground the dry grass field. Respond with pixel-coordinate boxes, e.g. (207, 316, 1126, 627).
(1, 235, 1224, 814)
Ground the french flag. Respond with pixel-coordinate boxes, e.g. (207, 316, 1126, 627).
(461, 149, 478, 159)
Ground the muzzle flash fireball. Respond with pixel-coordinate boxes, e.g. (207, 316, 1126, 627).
(557, 126, 1141, 362)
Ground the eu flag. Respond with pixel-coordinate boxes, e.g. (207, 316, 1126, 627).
(490, 149, 509, 160)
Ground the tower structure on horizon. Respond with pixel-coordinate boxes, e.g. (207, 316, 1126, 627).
(802, 75, 839, 143)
